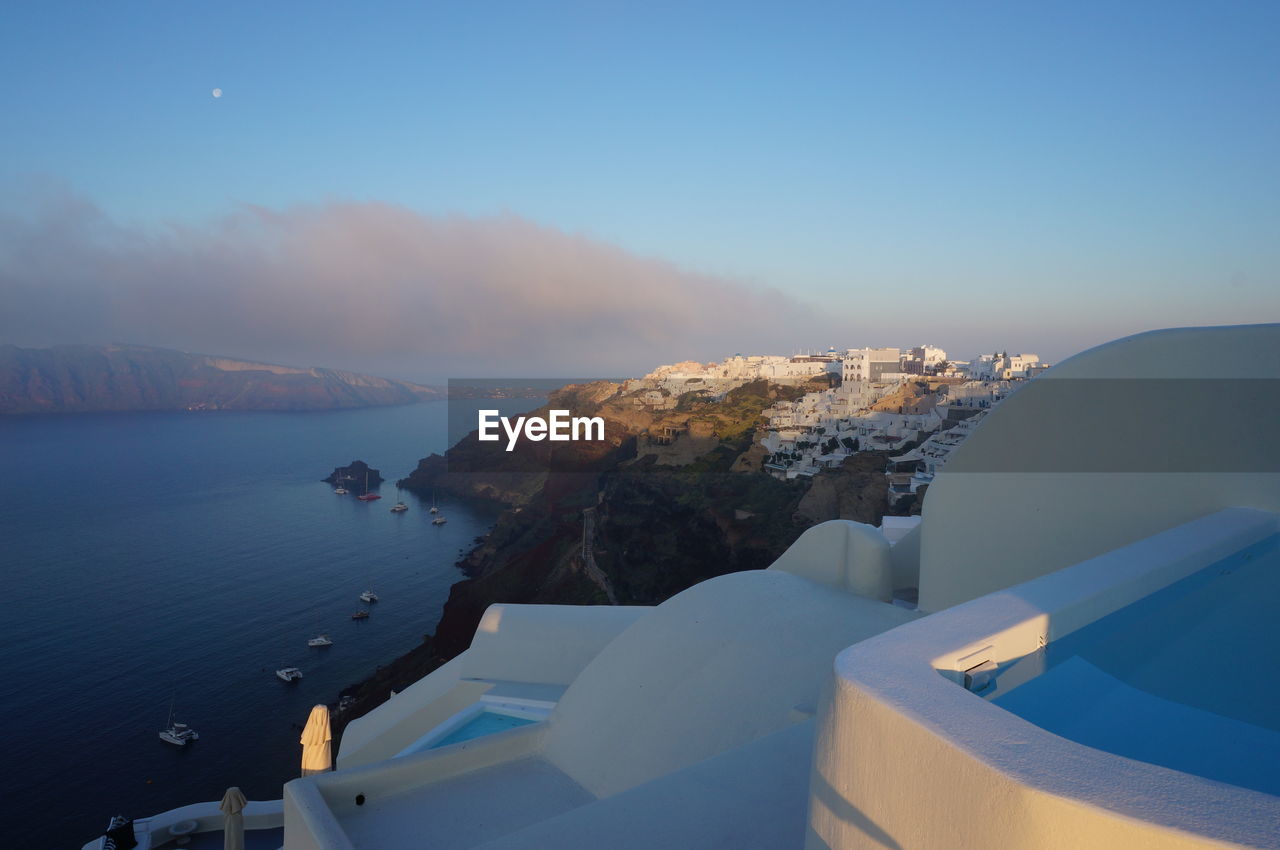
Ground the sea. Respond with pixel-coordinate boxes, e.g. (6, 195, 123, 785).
(0, 398, 542, 848)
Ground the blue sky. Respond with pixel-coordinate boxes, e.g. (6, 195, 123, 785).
(2, 1, 1278, 376)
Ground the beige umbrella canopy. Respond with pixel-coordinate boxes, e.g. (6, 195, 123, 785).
(300, 704, 333, 777)
(219, 786, 247, 850)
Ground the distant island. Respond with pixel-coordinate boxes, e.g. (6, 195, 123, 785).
(0, 344, 441, 414)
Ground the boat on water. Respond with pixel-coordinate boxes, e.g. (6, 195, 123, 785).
(432, 515, 447, 525)
(158, 696, 198, 746)
(390, 500, 408, 512)
(356, 471, 381, 502)
(359, 590, 379, 603)
(334, 486, 347, 495)
(351, 609, 370, 620)
(276, 666, 304, 682)
(307, 634, 333, 647)
(430, 491, 439, 514)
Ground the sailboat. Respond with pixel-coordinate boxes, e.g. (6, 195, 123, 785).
(159, 695, 199, 746)
(432, 513, 447, 525)
(390, 490, 408, 513)
(359, 589, 379, 603)
(429, 490, 440, 514)
(356, 470, 381, 502)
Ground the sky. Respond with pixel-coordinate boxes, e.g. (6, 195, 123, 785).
(1, 1, 1278, 381)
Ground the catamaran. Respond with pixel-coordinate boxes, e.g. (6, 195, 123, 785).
(158, 696, 199, 746)
(276, 666, 304, 682)
(359, 590, 379, 603)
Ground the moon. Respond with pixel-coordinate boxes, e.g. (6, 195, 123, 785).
(212, 88, 222, 98)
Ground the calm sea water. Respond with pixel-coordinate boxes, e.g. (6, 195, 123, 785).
(0, 399, 540, 848)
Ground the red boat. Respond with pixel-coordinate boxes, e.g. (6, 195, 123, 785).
(356, 471, 381, 501)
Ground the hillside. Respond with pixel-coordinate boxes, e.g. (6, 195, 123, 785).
(0, 344, 439, 413)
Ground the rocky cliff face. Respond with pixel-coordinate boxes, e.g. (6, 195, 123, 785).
(0, 344, 438, 413)
(793, 452, 892, 526)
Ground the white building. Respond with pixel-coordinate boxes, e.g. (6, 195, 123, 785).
(968, 352, 1046, 380)
(841, 347, 902, 383)
(901, 345, 948, 374)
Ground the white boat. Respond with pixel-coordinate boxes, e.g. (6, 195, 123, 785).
(359, 590, 379, 603)
(276, 666, 303, 682)
(307, 634, 332, 647)
(430, 490, 439, 514)
(390, 500, 408, 513)
(334, 486, 347, 495)
(432, 515, 447, 525)
(158, 696, 199, 746)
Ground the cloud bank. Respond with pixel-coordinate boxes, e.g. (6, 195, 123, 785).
(0, 190, 835, 381)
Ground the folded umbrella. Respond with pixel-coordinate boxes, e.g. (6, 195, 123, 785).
(219, 786, 247, 850)
(300, 704, 333, 777)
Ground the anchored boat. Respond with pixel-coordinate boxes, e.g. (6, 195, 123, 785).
(158, 696, 199, 746)
(355, 471, 380, 502)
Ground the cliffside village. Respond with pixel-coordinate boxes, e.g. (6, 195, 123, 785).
(622, 346, 1050, 506)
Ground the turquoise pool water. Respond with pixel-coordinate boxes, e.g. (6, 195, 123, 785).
(995, 533, 1280, 795)
(430, 711, 538, 749)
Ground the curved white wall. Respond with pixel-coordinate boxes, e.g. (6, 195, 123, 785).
(545, 569, 917, 798)
(769, 520, 894, 601)
(464, 603, 651, 684)
(919, 324, 1280, 612)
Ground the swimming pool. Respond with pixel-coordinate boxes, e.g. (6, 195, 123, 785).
(394, 696, 554, 757)
(429, 710, 538, 749)
(993, 533, 1280, 795)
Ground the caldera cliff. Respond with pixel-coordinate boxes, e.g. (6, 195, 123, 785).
(0, 344, 439, 414)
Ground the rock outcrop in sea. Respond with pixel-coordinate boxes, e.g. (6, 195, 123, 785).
(324, 461, 383, 487)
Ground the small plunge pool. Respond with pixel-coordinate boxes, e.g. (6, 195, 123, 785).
(430, 710, 537, 749)
(395, 696, 554, 757)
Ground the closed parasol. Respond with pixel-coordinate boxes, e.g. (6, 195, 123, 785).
(219, 786, 247, 850)
(300, 704, 333, 777)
